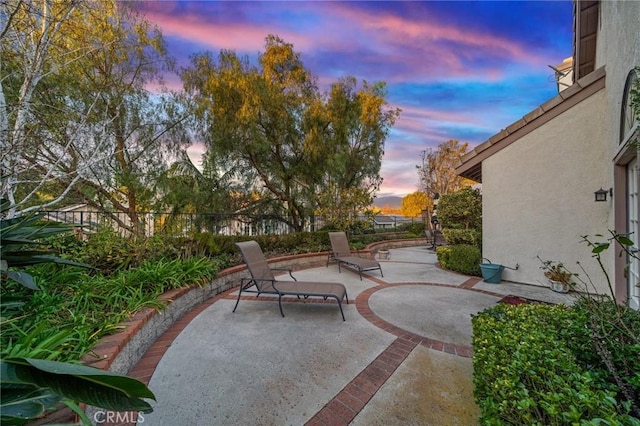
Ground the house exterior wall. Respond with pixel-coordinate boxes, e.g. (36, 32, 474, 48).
(482, 88, 612, 292)
(595, 1, 640, 302)
(596, 1, 640, 154)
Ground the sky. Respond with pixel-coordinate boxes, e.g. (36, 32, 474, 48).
(135, 0, 574, 198)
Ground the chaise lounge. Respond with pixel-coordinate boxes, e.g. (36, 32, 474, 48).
(233, 241, 348, 320)
(328, 231, 383, 280)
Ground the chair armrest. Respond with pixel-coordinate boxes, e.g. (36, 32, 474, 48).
(271, 267, 296, 281)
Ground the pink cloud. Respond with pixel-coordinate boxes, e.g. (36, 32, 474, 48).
(379, 161, 421, 197)
(141, 8, 313, 53)
(328, 3, 540, 65)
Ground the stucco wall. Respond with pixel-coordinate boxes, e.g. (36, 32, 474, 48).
(482, 89, 612, 292)
(596, 1, 640, 152)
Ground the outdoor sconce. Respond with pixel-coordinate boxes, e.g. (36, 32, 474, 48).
(594, 187, 613, 202)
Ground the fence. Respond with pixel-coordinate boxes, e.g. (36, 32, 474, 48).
(44, 211, 331, 237)
(43, 210, 420, 238)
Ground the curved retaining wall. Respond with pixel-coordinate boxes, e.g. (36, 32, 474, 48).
(81, 238, 426, 375)
(80, 251, 333, 374)
(32, 239, 426, 424)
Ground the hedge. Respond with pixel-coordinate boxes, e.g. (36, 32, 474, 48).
(436, 244, 481, 276)
(472, 303, 639, 425)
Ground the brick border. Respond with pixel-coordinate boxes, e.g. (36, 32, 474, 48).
(37, 242, 489, 425)
(120, 253, 493, 426)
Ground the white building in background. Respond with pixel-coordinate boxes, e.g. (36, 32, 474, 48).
(456, 0, 639, 309)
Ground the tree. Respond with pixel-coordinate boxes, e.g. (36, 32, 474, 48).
(437, 187, 482, 230)
(401, 191, 428, 218)
(153, 150, 255, 233)
(182, 35, 399, 231)
(1, 1, 189, 235)
(417, 140, 474, 198)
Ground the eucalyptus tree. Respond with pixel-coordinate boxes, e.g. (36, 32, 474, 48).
(316, 77, 399, 227)
(182, 35, 399, 231)
(417, 139, 473, 198)
(1, 1, 189, 235)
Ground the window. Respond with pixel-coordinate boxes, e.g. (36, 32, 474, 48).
(620, 68, 639, 145)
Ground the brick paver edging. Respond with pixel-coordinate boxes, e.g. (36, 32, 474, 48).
(81, 251, 333, 373)
(127, 252, 497, 426)
(303, 270, 499, 425)
(36, 241, 445, 424)
(81, 239, 425, 375)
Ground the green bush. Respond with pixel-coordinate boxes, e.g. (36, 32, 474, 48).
(436, 246, 451, 268)
(2, 257, 224, 361)
(48, 228, 183, 274)
(438, 187, 482, 230)
(472, 303, 639, 425)
(568, 299, 640, 413)
(441, 228, 481, 247)
(396, 222, 425, 236)
(436, 244, 481, 276)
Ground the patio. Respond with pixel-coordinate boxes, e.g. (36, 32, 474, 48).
(129, 246, 574, 425)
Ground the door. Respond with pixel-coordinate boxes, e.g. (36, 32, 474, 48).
(628, 157, 640, 310)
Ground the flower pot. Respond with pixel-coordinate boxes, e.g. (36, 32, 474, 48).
(479, 263, 504, 284)
(378, 250, 390, 260)
(549, 279, 570, 293)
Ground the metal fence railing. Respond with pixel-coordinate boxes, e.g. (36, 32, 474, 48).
(43, 211, 329, 237)
(43, 210, 419, 237)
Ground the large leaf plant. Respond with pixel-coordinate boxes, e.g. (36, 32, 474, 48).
(1, 204, 155, 425)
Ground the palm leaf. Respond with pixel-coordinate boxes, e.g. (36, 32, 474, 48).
(2, 358, 155, 413)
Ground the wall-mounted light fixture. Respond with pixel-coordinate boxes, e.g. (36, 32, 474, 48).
(594, 187, 613, 202)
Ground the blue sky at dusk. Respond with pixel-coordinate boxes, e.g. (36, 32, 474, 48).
(136, 1, 574, 197)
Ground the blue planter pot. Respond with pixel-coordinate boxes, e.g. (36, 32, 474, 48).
(479, 263, 504, 284)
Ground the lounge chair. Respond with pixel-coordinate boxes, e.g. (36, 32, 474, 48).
(328, 231, 383, 280)
(233, 241, 348, 320)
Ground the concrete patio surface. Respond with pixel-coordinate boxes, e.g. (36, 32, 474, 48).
(128, 246, 575, 426)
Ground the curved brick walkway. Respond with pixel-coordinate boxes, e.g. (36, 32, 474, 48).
(119, 245, 574, 425)
(122, 249, 505, 426)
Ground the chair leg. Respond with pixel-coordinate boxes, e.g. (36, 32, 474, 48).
(277, 294, 285, 317)
(336, 297, 345, 321)
(232, 282, 245, 313)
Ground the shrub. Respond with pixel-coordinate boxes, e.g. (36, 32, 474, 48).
(569, 298, 640, 415)
(472, 303, 639, 425)
(436, 246, 451, 268)
(436, 244, 481, 276)
(396, 222, 425, 236)
(49, 228, 183, 274)
(437, 187, 482, 230)
(441, 228, 481, 247)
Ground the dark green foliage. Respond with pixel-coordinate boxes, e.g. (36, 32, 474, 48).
(472, 303, 640, 425)
(1, 213, 88, 289)
(160, 229, 414, 261)
(441, 228, 481, 247)
(569, 299, 640, 415)
(1, 358, 155, 422)
(2, 257, 222, 361)
(438, 187, 482, 230)
(436, 245, 481, 276)
(396, 222, 425, 237)
(47, 228, 183, 275)
(0, 212, 158, 423)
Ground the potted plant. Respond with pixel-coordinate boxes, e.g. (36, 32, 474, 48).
(377, 249, 390, 260)
(538, 257, 575, 293)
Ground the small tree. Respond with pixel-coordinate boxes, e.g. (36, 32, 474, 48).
(401, 191, 428, 218)
(417, 140, 474, 198)
(438, 187, 481, 230)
